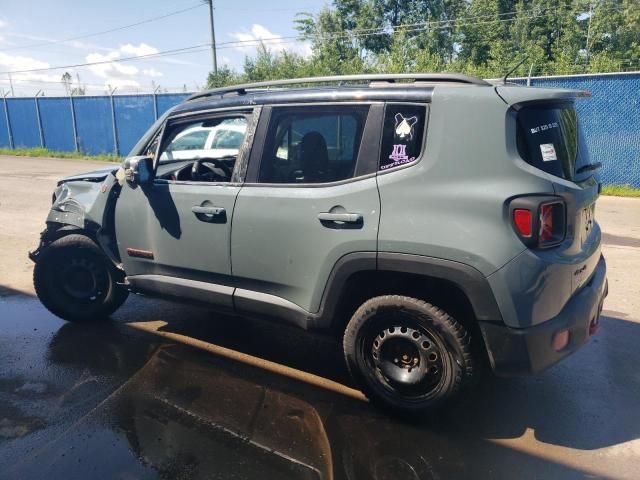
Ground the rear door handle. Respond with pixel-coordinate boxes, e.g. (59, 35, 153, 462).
(318, 212, 362, 223)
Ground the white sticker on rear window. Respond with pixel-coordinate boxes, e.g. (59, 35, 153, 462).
(540, 143, 557, 162)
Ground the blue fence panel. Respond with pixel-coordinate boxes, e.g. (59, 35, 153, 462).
(73, 96, 115, 155)
(115, 95, 155, 156)
(7, 98, 40, 148)
(39, 97, 75, 152)
(528, 74, 640, 187)
(156, 94, 190, 116)
(0, 78, 636, 185)
(0, 100, 9, 148)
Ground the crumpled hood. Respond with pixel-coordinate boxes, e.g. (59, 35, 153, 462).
(57, 165, 119, 186)
(48, 169, 120, 229)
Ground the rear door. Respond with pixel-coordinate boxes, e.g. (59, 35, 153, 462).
(231, 104, 382, 315)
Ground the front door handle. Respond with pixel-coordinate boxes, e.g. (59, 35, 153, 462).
(318, 212, 362, 223)
(192, 205, 226, 223)
(192, 205, 225, 215)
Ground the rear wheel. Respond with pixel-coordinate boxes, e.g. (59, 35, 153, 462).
(343, 295, 474, 413)
(33, 234, 128, 322)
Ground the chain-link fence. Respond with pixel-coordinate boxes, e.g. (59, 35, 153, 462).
(0, 72, 638, 186)
(515, 72, 640, 187)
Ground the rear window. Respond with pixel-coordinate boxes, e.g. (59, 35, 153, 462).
(516, 104, 591, 181)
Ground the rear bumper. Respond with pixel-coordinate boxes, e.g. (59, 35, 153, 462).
(480, 255, 608, 375)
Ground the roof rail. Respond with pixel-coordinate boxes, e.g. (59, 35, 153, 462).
(187, 73, 490, 101)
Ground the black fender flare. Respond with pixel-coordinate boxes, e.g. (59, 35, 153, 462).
(30, 222, 122, 271)
(314, 252, 502, 329)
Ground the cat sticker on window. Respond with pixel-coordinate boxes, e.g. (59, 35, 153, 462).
(394, 113, 418, 140)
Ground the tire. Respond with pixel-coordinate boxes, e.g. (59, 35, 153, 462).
(33, 234, 128, 322)
(343, 295, 474, 413)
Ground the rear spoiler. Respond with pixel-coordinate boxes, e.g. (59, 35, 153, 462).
(495, 85, 591, 106)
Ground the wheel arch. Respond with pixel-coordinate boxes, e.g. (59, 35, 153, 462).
(317, 252, 503, 333)
(32, 221, 122, 272)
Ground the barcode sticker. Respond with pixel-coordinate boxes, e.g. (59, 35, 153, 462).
(540, 143, 557, 162)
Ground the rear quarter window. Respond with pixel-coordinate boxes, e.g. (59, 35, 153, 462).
(379, 104, 427, 171)
(516, 104, 591, 181)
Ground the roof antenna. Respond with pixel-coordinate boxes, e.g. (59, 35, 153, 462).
(502, 56, 529, 84)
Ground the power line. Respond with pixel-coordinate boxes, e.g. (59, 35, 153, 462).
(0, 3, 625, 76)
(0, 3, 205, 53)
(212, 3, 624, 51)
(0, 44, 211, 75)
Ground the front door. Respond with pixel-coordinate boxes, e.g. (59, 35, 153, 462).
(115, 110, 256, 306)
(231, 104, 381, 315)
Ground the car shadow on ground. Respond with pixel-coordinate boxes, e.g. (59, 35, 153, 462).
(118, 295, 640, 452)
(21, 318, 615, 479)
(2, 290, 639, 479)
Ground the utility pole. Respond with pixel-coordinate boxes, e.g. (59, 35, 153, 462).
(206, 0, 218, 75)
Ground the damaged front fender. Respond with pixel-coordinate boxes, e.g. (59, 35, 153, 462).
(48, 173, 117, 229)
(30, 169, 123, 264)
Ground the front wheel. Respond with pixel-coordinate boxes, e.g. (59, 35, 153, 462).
(343, 295, 475, 413)
(33, 234, 128, 322)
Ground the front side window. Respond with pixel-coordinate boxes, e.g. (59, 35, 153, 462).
(258, 106, 368, 184)
(168, 129, 209, 151)
(154, 115, 249, 183)
(159, 116, 248, 164)
(379, 104, 427, 171)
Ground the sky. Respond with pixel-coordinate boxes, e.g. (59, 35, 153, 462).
(0, 0, 324, 96)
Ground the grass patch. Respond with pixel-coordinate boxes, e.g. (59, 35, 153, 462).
(0, 147, 122, 162)
(601, 184, 640, 198)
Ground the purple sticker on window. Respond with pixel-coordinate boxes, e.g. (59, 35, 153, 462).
(381, 144, 415, 170)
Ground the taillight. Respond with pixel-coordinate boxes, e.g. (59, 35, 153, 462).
(513, 209, 532, 237)
(510, 197, 566, 249)
(538, 201, 565, 247)
(539, 204, 554, 242)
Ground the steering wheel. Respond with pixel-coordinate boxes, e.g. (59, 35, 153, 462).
(191, 158, 232, 181)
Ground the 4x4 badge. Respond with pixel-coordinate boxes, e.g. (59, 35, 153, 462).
(394, 113, 418, 140)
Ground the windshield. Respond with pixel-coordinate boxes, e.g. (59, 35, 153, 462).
(516, 103, 592, 181)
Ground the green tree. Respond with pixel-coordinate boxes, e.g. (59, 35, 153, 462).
(206, 66, 243, 88)
(205, 0, 640, 85)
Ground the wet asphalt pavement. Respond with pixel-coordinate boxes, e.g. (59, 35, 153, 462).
(1, 156, 640, 479)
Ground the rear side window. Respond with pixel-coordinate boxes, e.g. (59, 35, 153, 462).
(259, 106, 368, 184)
(516, 104, 591, 181)
(379, 104, 427, 171)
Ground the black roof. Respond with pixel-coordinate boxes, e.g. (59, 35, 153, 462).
(172, 86, 437, 115)
(170, 73, 490, 116)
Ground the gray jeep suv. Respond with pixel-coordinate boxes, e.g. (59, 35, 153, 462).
(30, 73, 608, 412)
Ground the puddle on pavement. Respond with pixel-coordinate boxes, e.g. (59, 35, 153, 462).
(2, 294, 640, 479)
